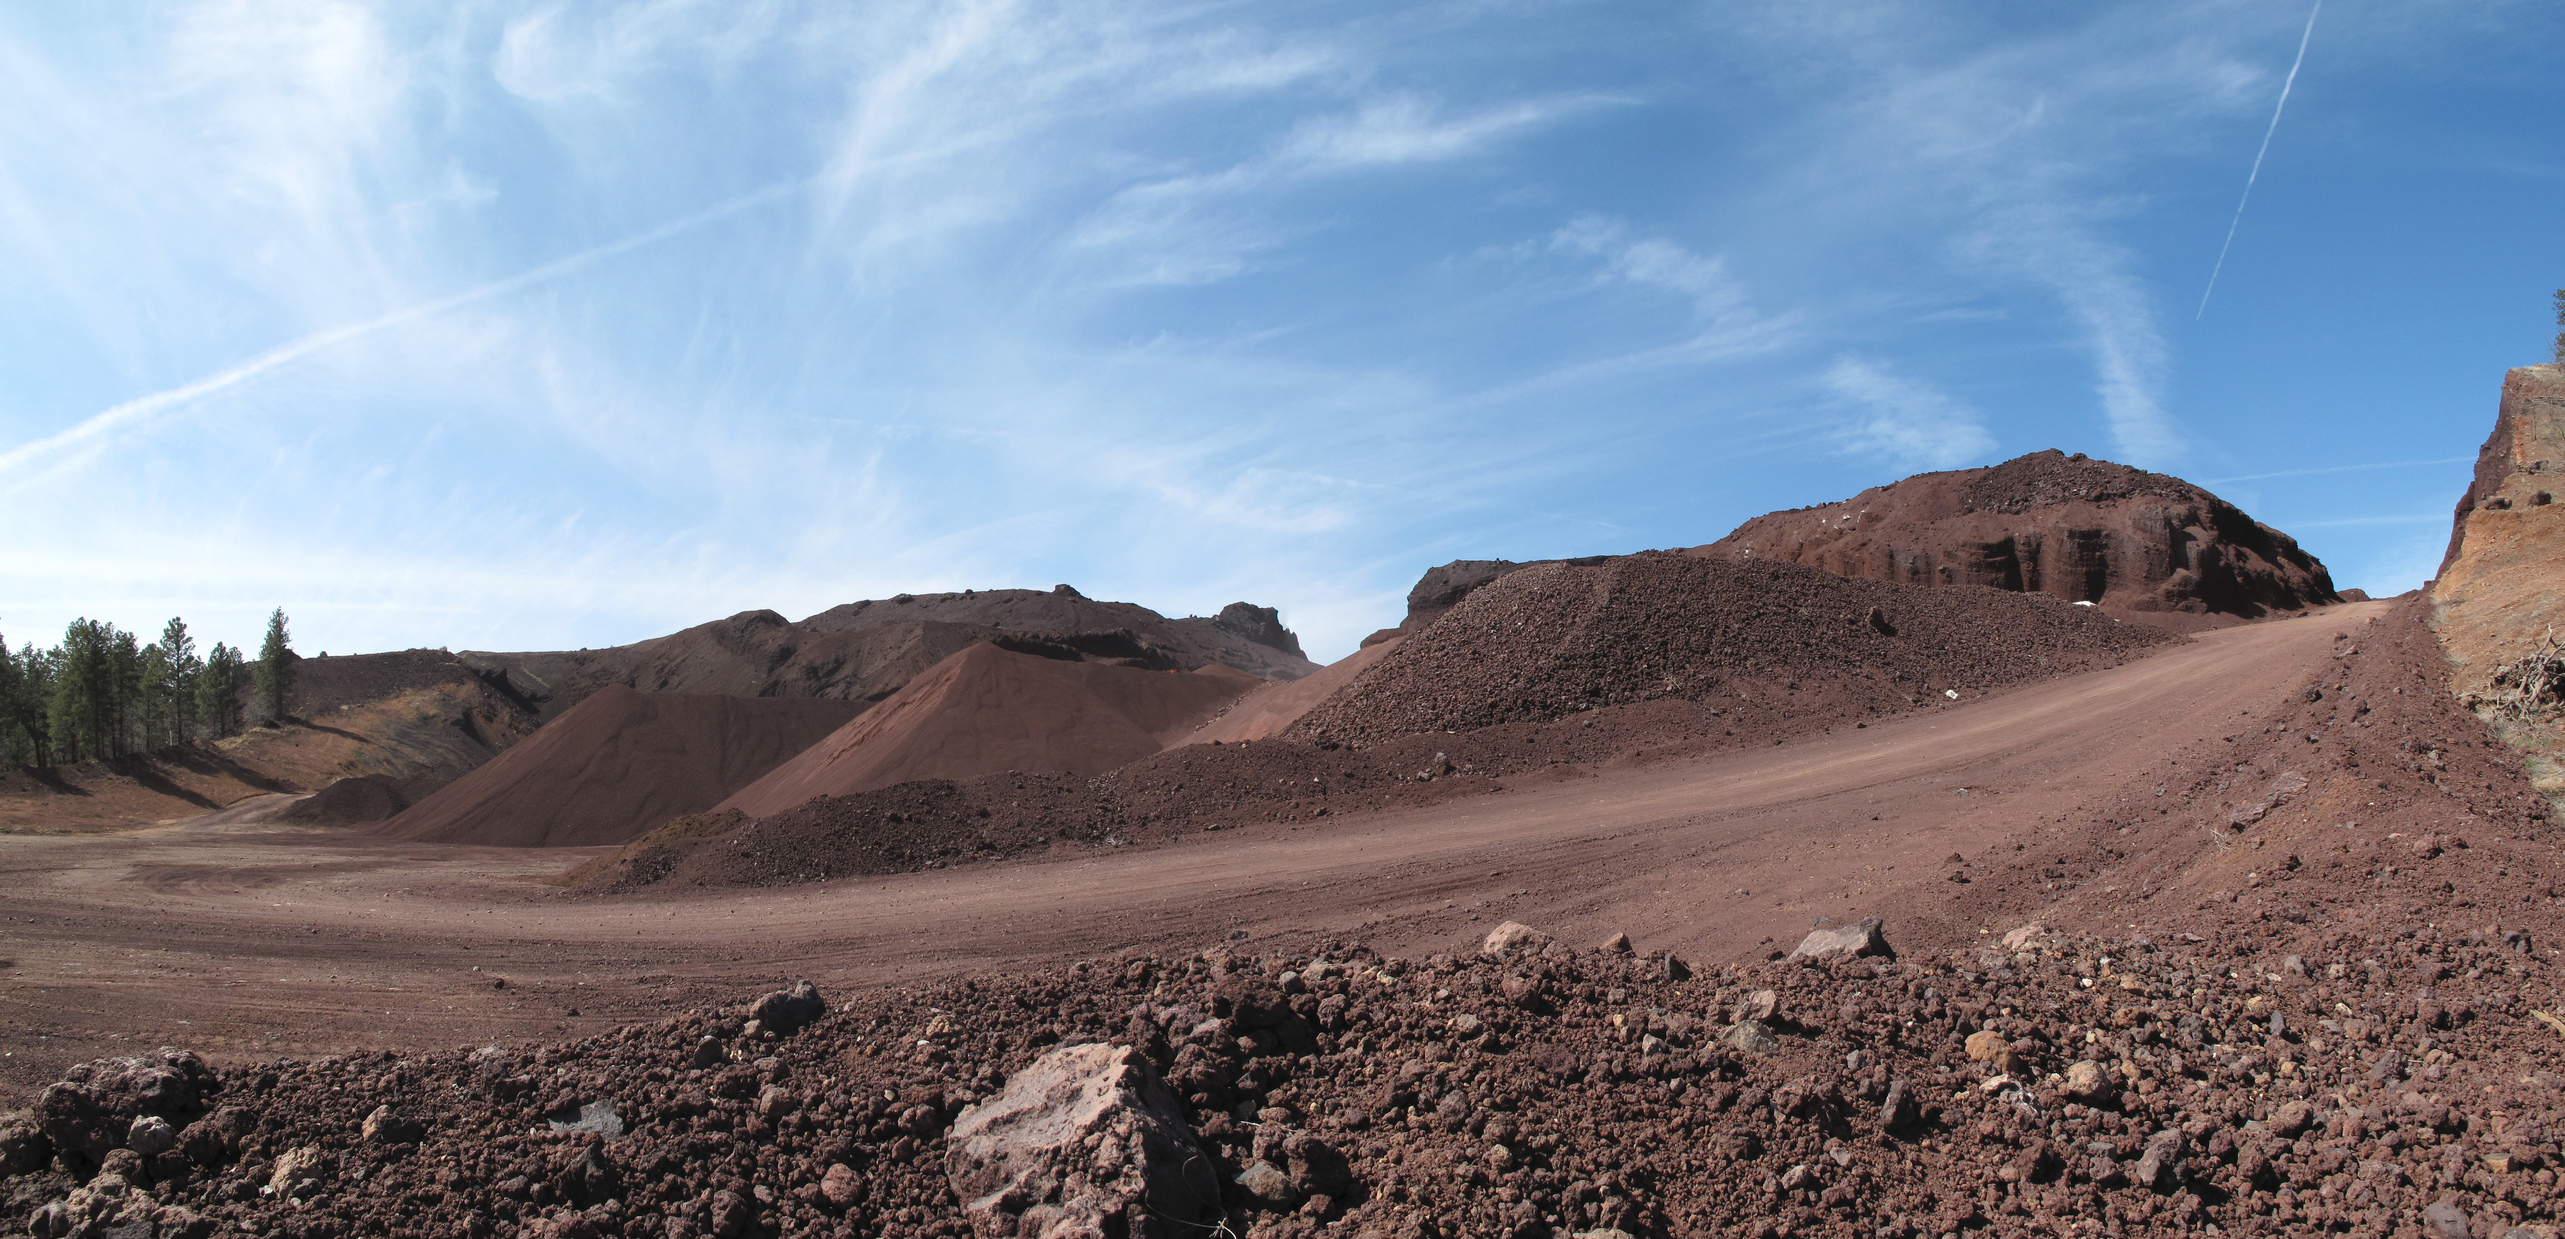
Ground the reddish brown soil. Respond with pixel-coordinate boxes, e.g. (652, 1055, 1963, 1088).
(1702, 449, 2338, 620)
(714, 644, 1251, 821)
(1290, 551, 2178, 746)
(382, 688, 864, 848)
(7, 596, 2563, 1239)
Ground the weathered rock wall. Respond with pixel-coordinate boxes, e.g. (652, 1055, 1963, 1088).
(2431, 364, 2565, 806)
(1698, 450, 2338, 621)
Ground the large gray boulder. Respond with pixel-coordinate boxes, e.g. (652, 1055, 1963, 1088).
(945, 1043, 1219, 1238)
(1791, 916, 1893, 962)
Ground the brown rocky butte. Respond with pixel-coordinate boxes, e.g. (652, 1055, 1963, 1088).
(1697, 449, 2338, 623)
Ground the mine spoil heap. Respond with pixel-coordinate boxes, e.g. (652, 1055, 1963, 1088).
(1702, 450, 2339, 620)
(1291, 550, 2175, 746)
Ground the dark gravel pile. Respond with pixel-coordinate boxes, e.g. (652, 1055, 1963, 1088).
(1288, 552, 2177, 746)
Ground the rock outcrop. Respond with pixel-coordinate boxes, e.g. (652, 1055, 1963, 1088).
(2432, 365, 2565, 805)
(1698, 450, 2338, 622)
(466, 589, 1316, 722)
(1203, 603, 1307, 661)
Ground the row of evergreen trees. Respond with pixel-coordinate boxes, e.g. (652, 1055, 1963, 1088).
(0, 609, 296, 769)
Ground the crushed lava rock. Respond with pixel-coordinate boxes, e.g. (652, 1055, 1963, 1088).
(1287, 552, 2176, 747)
(13, 914, 2565, 1239)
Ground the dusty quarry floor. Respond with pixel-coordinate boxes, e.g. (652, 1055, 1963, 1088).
(0, 602, 2388, 1098)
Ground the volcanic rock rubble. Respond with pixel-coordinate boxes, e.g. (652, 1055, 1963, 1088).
(9, 594, 2565, 1239)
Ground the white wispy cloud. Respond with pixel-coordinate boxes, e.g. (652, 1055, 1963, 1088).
(1820, 356, 1998, 470)
(1069, 92, 1609, 286)
(0, 180, 805, 492)
(0, 0, 2540, 661)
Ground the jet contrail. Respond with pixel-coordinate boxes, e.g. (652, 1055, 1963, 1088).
(2196, 0, 2322, 321)
(2204, 455, 2473, 485)
(0, 179, 803, 484)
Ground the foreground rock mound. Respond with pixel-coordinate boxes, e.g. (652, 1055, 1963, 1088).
(945, 1043, 1218, 1238)
(1290, 551, 2175, 745)
(1702, 450, 2339, 621)
(14, 907, 2565, 1239)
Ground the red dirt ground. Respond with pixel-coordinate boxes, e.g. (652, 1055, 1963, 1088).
(6, 595, 2565, 1239)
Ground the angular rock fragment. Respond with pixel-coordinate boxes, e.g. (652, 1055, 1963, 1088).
(746, 981, 827, 1035)
(360, 1105, 424, 1146)
(1791, 916, 1892, 961)
(2061, 1060, 2118, 1105)
(1722, 1019, 1780, 1053)
(1481, 922, 1552, 957)
(945, 1042, 1218, 1238)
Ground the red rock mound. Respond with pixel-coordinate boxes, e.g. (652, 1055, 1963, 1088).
(380, 686, 863, 848)
(1699, 449, 2338, 621)
(462, 587, 1314, 722)
(715, 644, 1254, 820)
(1288, 551, 2176, 746)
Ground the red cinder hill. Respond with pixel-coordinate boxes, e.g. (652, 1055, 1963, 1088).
(380, 686, 863, 847)
(716, 642, 1255, 819)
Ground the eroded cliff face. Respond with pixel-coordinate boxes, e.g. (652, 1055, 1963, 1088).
(1695, 450, 2337, 622)
(2432, 365, 2565, 804)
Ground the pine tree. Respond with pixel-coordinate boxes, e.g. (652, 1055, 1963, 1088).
(140, 643, 170, 754)
(109, 628, 142, 757)
(16, 643, 57, 765)
(2553, 288, 2563, 366)
(197, 643, 245, 738)
(254, 608, 295, 725)
(51, 619, 117, 763)
(160, 618, 199, 747)
(0, 632, 17, 767)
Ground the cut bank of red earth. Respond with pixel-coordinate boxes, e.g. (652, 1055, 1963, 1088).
(382, 687, 864, 849)
(1288, 551, 2181, 747)
(715, 643, 1255, 820)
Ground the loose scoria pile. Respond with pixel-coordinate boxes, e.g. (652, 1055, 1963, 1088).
(13, 909, 2565, 1239)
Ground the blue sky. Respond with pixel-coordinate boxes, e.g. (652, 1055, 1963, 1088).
(3, 1, 2559, 664)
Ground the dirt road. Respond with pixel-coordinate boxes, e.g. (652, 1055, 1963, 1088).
(0, 602, 2384, 1097)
